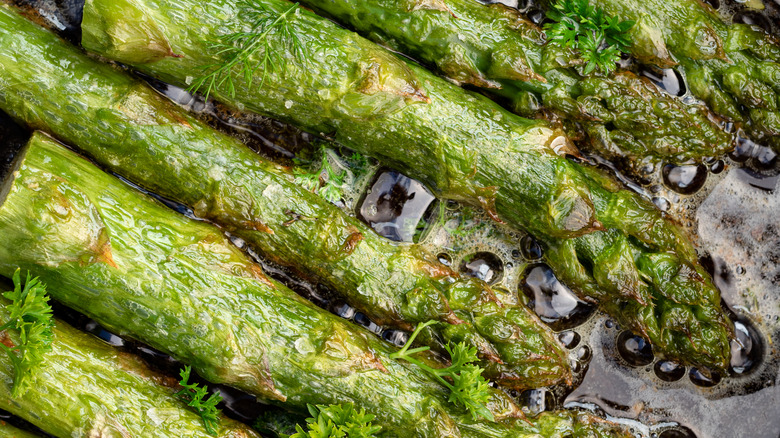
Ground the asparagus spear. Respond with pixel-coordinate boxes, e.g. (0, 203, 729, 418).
(579, 0, 780, 150)
(0, 422, 41, 438)
(0, 3, 571, 390)
(0, 301, 259, 437)
(295, 0, 734, 163)
(0, 132, 628, 437)
(79, 0, 734, 371)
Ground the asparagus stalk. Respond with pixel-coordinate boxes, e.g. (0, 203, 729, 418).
(0, 422, 41, 438)
(0, 302, 260, 437)
(296, 0, 734, 163)
(0, 3, 570, 390)
(80, 0, 734, 370)
(580, 0, 780, 150)
(0, 132, 628, 438)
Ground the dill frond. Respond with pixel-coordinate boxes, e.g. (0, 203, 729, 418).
(189, 1, 305, 100)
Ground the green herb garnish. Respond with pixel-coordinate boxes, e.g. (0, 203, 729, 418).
(543, 0, 634, 75)
(318, 157, 345, 204)
(189, 0, 305, 99)
(287, 403, 382, 438)
(294, 147, 347, 203)
(0, 269, 54, 398)
(176, 365, 223, 435)
(389, 321, 494, 421)
(347, 152, 368, 172)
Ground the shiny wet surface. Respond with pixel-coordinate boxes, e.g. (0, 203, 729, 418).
(2, 0, 780, 436)
(357, 170, 436, 243)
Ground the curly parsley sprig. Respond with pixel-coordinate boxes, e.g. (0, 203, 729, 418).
(0, 269, 54, 398)
(293, 147, 349, 204)
(543, 0, 634, 75)
(176, 365, 223, 436)
(287, 403, 382, 438)
(389, 321, 494, 421)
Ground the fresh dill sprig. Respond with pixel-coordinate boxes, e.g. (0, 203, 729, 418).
(287, 403, 382, 438)
(189, 0, 305, 100)
(389, 321, 494, 422)
(0, 269, 54, 398)
(176, 365, 223, 436)
(543, 0, 634, 75)
(294, 147, 347, 204)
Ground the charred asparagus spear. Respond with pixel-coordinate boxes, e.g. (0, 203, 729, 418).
(579, 0, 780, 150)
(0, 3, 570, 390)
(296, 0, 734, 163)
(80, 0, 734, 370)
(0, 132, 628, 438)
(0, 296, 259, 436)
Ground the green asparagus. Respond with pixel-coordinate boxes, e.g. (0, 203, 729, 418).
(80, 0, 734, 370)
(0, 291, 259, 436)
(0, 132, 628, 437)
(297, 0, 734, 163)
(0, 2, 570, 390)
(0, 422, 41, 438)
(580, 0, 780, 149)
(0, 420, 41, 438)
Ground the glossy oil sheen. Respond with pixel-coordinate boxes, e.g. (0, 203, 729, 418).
(357, 170, 436, 243)
(521, 264, 593, 331)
